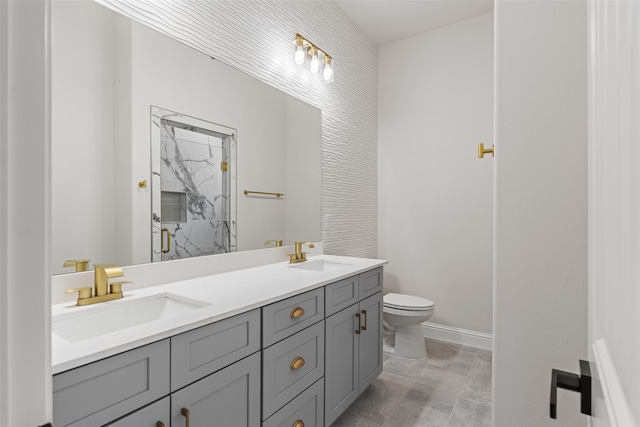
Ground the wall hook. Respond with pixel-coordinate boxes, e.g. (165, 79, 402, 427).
(478, 143, 494, 158)
(550, 360, 592, 419)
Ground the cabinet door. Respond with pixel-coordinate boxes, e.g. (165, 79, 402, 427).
(171, 352, 260, 427)
(324, 304, 359, 426)
(358, 292, 383, 392)
(106, 397, 170, 427)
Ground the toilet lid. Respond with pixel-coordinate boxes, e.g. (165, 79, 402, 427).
(384, 293, 434, 310)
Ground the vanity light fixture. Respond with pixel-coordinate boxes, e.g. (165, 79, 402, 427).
(293, 34, 334, 83)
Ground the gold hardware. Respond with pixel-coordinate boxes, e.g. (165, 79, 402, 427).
(290, 307, 305, 318)
(244, 190, 284, 198)
(265, 239, 283, 247)
(478, 143, 494, 158)
(355, 313, 361, 334)
(289, 241, 315, 263)
(221, 161, 229, 171)
(138, 180, 147, 188)
(292, 420, 305, 427)
(156, 422, 165, 427)
(65, 287, 92, 299)
(290, 357, 306, 370)
(65, 264, 130, 306)
(362, 309, 367, 331)
(181, 408, 190, 427)
(63, 259, 90, 272)
(161, 228, 171, 254)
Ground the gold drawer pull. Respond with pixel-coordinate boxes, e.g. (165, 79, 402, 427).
(181, 407, 190, 427)
(290, 307, 305, 318)
(290, 357, 306, 370)
(355, 313, 361, 334)
(292, 420, 305, 427)
(362, 309, 367, 331)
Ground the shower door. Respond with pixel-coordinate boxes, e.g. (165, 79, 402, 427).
(151, 107, 236, 262)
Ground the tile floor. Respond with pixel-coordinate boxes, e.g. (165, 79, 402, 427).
(332, 338, 492, 426)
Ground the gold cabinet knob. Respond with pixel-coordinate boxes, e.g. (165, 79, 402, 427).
(138, 180, 147, 188)
(290, 357, 305, 370)
(290, 307, 305, 318)
(292, 420, 305, 427)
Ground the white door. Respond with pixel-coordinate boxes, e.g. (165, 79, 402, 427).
(588, 1, 640, 425)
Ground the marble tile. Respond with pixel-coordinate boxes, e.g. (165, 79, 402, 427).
(384, 394, 450, 427)
(447, 392, 492, 427)
(332, 412, 383, 427)
(345, 371, 412, 425)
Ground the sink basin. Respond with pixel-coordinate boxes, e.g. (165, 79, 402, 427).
(289, 259, 354, 273)
(53, 293, 209, 342)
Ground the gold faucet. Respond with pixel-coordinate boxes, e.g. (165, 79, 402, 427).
(65, 263, 132, 306)
(62, 259, 90, 272)
(265, 239, 283, 247)
(289, 241, 315, 263)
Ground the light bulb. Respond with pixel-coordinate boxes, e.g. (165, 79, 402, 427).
(294, 45, 305, 65)
(309, 49, 320, 73)
(322, 61, 333, 81)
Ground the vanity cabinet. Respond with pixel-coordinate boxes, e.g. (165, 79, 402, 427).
(53, 266, 384, 427)
(324, 269, 383, 426)
(171, 352, 261, 427)
(105, 397, 170, 427)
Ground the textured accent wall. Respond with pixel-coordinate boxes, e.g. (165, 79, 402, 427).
(99, 0, 378, 258)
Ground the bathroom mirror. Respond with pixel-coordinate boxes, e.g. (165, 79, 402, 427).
(51, 1, 321, 275)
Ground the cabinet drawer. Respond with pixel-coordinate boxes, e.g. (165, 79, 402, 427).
(171, 309, 260, 391)
(263, 288, 324, 347)
(359, 268, 383, 300)
(53, 339, 170, 427)
(325, 275, 359, 316)
(262, 321, 325, 419)
(106, 397, 170, 427)
(262, 379, 324, 427)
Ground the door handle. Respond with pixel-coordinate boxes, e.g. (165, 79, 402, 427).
(550, 360, 591, 419)
(161, 227, 171, 253)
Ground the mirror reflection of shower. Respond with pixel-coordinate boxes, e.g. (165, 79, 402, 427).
(151, 107, 237, 261)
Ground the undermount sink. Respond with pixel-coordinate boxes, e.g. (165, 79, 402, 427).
(289, 259, 354, 273)
(53, 293, 209, 342)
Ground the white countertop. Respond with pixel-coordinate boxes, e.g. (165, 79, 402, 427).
(52, 255, 387, 374)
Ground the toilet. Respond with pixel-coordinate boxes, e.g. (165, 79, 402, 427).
(383, 293, 435, 359)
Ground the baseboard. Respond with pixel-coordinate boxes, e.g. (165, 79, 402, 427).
(421, 322, 493, 350)
(593, 339, 636, 426)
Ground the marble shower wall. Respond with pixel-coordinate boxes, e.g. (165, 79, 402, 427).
(100, 0, 378, 258)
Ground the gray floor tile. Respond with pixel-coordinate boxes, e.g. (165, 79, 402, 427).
(425, 337, 443, 355)
(429, 342, 478, 377)
(332, 411, 383, 427)
(463, 359, 492, 402)
(476, 348, 492, 363)
(406, 364, 468, 415)
(346, 371, 412, 425)
(446, 392, 492, 427)
(383, 354, 429, 380)
(384, 393, 450, 426)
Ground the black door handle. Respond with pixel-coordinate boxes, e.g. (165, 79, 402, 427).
(550, 360, 592, 419)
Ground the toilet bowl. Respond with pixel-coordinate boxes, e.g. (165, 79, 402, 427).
(383, 293, 434, 359)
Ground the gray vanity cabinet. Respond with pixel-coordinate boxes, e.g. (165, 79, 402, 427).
(324, 268, 383, 426)
(171, 351, 261, 427)
(105, 397, 170, 427)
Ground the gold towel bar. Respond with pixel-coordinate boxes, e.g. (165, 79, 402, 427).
(243, 190, 284, 197)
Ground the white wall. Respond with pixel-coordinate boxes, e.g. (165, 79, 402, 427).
(378, 13, 494, 336)
(494, 1, 588, 426)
